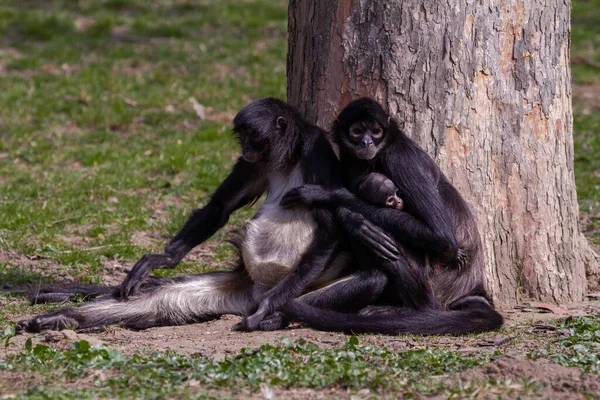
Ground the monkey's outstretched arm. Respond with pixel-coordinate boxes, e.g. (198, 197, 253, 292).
(121, 158, 267, 299)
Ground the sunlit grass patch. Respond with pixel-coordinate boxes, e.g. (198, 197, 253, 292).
(0, 336, 488, 398)
(529, 315, 600, 373)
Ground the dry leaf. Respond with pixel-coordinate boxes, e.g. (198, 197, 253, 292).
(124, 98, 138, 107)
(189, 97, 206, 120)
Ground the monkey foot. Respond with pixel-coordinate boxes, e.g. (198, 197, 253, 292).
(16, 315, 79, 333)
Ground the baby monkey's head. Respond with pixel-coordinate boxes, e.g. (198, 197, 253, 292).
(356, 172, 403, 210)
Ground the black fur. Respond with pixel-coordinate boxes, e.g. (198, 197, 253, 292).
(356, 172, 403, 209)
(16, 98, 397, 333)
(280, 98, 503, 335)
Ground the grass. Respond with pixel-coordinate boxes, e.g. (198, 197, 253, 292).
(572, 0, 600, 244)
(0, 0, 598, 398)
(0, 337, 484, 394)
(0, 0, 286, 282)
(530, 316, 600, 373)
(1, 324, 597, 398)
(0, 334, 533, 399)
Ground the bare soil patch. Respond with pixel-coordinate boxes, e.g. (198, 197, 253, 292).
(8, 315, 347, 360)
(8, 300, 599, 361)
(445, 357, 600, 399)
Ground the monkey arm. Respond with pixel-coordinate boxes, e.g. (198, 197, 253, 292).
(121, 158, 268, 299)
(167, 158, 268, 253)
(338, 203, 459, 262)
(383, 148, 461, 263)
(281, 184, 460, 263)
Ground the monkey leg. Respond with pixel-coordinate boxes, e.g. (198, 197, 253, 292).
(256, 269, 388, 331)
(349, 236, 440, 310)
(298, 269, 388, 311)
(17, 272, 255, 332)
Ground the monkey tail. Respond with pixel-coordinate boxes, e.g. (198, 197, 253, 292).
(24, 283, 115, 304)
(17, 270, 255, 332)
(284, 299, 503, 335)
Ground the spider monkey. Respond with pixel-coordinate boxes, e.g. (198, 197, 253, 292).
(356, 172, 403, 210)
(16, 98, 399, 333)
(278, 98, 503, 335)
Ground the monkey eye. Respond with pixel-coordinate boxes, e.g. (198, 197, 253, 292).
(349, 128, 362, 138)
(247, 130, 262, 142)
(371, 128, 383, 139)
(386, 197, 396, 206)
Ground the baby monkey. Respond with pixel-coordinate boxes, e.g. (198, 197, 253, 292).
(356, 172, 403, 210)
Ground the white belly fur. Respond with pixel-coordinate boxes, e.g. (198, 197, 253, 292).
(241, 167, 317, 288)
(242, 203, 317, 288)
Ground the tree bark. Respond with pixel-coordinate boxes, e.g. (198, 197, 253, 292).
(288, 0, 599, 307)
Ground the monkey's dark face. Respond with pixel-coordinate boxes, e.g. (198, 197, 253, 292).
(236, 127, 268, 163)
(376, 178, 403, 210)
(342, 119, 385, 160)
(234, 115, 288, 165)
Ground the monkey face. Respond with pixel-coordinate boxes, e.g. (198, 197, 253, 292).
(356, 172, 403, 210)
(379, 177, 403, 209)
(235, 127, 268, 163)
(232, 98, 298, 170)
(234, 115, 290, 165)
(333, 98, 398, 162)
(385, 191, 404, 210)
(342, 119, 385, 160)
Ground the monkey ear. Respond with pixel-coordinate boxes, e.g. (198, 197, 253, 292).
(276, 116, 288, 131)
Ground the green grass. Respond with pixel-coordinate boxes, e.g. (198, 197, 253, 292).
(0, 0, 599, 398)
(0, 336, 490, 399)
(530, 316, 600, 373)
(572, 0, 600, 244)
(572, 0, 600, 83)
(3, 326, 596, 399)
(574, 112, 600, 230)
(0, 0, 286, 279)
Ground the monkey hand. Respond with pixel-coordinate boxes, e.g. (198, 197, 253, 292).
(235, 311, 288, 332)
(280, 185, 333, 209)
(120, 253, 177, 299)
(233, 299, 275, 332)
(257, 312, 289, 331)
(335, 207, 400, 261)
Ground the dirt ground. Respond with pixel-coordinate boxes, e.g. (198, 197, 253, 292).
(442, 357, 600, 400)
(6, 299, 598, 359)
(4, 308, 600, 399)
(5, 299, 599, 398)
(3, 244, 600, 398)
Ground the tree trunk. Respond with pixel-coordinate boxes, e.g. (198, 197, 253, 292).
(287, 0, 599, 307)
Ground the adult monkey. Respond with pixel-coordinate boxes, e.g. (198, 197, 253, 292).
(278, 98, 503, 335)
(17, 98, 398, 333)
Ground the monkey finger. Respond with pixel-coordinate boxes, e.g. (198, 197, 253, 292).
(359, 225, 400, 260)
(359, 233, 398, 260)
(120, 280, 135, 300)
(259, 313, 287, 331)
(369, 241, 400, 261)
(120, 266, 149, 299)
(232, 318, 251, 332)
(234, 313, 262, 332)
(359, 222, 399, 254)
